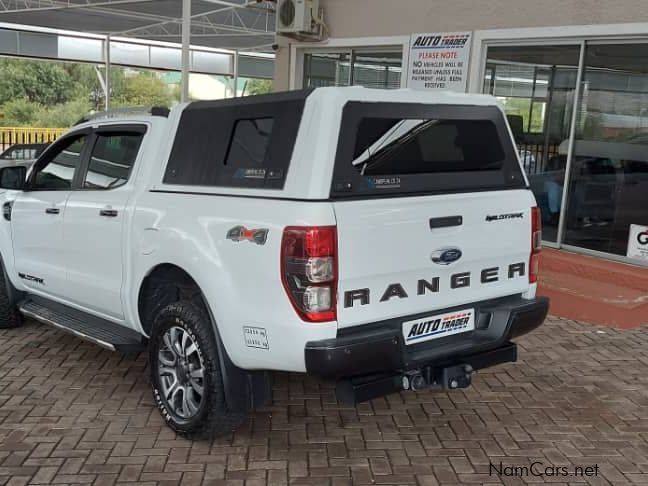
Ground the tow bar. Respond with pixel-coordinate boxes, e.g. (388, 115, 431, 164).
(402, 363, 474, 391)
(335, 342, 517, 405)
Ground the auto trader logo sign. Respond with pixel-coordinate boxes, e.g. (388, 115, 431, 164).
(627, 224, 648, 262)
(408, 31, 472, 92)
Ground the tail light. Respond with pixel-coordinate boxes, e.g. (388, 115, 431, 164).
(530, 207, 542, 284)
(281, 226, 337, 322)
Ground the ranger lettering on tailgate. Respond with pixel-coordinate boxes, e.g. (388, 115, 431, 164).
(344, 262, 526, 308)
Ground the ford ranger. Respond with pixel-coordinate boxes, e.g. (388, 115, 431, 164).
(0, 87, 549, 438)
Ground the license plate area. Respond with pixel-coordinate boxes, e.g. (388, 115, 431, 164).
(402, 309, 475, 345)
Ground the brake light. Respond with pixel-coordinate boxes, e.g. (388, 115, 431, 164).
(281, 226, 337, 322)
(530, 207, 542, 284)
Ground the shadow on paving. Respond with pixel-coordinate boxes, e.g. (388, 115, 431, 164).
(1, 317, 648, 485)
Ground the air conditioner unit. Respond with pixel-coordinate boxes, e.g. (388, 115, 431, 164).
(275, 0, 319, 35)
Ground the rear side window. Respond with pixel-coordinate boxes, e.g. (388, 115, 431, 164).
(224, 118, 276, 181)
(163, 95, 307, 189)
(332, 103, 525, 198)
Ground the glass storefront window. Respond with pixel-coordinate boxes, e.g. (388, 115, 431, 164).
(351, 51, 402, 89)
(303, 52, 351, 87)
(303, 49, 402, 89)
(484, 46, 581, 242)
(563, 43, 648, 259)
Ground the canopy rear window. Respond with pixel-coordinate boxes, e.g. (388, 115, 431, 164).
(331, 102, 525, 198)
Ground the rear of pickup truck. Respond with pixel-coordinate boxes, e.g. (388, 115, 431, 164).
(288, 91, 549, 403)
(144, 88, 548, 413)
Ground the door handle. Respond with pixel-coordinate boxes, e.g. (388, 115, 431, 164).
(429, 215, 463, 229)
(99, 208, 118, 217)
(45, 207, 60, 215)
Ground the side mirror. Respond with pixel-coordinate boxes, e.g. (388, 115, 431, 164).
(0, 166, 27, 190)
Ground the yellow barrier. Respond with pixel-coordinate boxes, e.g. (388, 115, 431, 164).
(0, 127, 66, 150)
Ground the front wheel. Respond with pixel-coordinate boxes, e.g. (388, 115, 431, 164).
(149, 301, 245, 438)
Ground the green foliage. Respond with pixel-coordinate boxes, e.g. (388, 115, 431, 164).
(0, 97, 91, 128)
(244, 78, 273, 96)
(1, 98, 40, 126)
(0, 58, 272, 128)
(0, 59, 73, 105)
(112, 71, 174, 107)
(0, 58, 176, 128)
(35, 99, 92, 127)
(502, 97, 546, 134)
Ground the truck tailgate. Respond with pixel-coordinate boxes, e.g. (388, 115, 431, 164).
(333, 189, 535, 329)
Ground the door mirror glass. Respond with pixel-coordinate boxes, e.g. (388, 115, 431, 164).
(0, 166, 26, 190)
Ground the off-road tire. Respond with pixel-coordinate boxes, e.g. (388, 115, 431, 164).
(149, 301, 246, 438)
(0, 270, 21, 329)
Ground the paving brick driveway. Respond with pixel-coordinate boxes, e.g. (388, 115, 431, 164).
(1, 317, 648, 485)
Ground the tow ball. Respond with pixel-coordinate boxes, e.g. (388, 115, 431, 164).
(402, 364, 474, 391)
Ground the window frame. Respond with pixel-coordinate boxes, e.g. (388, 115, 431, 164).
(330, 102, 526, 199)
(162, 93, 308, 190)
(76, 124, 147, 192)
(25, 128, 92, 192)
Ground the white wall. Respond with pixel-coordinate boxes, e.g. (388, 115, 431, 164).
(273, 0, 648, 90)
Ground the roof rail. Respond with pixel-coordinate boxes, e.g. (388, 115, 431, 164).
(74, 106, 170, 125)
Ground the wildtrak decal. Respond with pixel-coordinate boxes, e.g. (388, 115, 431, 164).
(18, 273, 44, 285)
(486, 212, 524, 222)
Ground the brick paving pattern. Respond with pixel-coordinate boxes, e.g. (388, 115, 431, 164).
(1, 316, 648, 485)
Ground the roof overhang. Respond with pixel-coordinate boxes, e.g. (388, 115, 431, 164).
(0, 0, 277, 52)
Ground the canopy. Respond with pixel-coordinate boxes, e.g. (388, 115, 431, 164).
(0, 0, 275, 52)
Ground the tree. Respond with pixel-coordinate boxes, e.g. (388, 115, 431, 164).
(0, 98, 40, 126)
(0, 59, 179, 127)
(113, 71, 174, 107)
(35, 99, 92, 127)
(244, 78, 273, 96)
(0, 58, 74, 105)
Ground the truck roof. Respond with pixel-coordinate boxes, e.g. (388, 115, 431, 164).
(304, 86, 501, 107)
(73, 87, 502, 130)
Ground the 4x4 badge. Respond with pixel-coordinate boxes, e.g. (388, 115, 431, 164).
(226, 226, 268, 245)
(431, 247, 463, 265)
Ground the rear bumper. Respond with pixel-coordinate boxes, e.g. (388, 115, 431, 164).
(305, 295, 549, 380)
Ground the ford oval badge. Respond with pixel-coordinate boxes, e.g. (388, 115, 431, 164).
(431, 247, 463, 265)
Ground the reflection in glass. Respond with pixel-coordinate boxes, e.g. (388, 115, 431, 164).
(303, 50, 403, 89)
(483, 45, 581, 242)
(84, 133, 142, 189)
(563, 44, 648, 258)
(33, 136, 87, 190)
(351, 51, 402, 89)
(304, 52, 351, 87)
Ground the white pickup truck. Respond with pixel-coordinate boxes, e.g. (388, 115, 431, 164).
(0, 87, 548, 438)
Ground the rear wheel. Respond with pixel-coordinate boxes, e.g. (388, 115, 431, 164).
(0, 269, 21, 329)
(149, 301, 246, 438)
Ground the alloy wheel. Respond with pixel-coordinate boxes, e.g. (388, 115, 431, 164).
(157, 326, 205, 420)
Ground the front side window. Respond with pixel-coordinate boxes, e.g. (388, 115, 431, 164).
(84, 133, 143, 189)
(32, 135, 87, 190)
